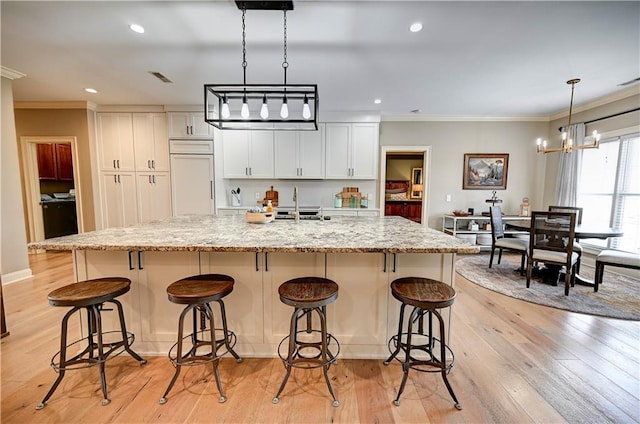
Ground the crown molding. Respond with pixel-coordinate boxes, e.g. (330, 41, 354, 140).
(13, 101, 97, 110)
(1, 66, 26, 80)
(381, 115, 548, 122)
(548, 85, 640, 121)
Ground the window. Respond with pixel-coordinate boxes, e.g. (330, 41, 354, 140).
(577, 132, 639, 252)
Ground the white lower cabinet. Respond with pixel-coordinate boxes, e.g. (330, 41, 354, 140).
(99, 172, 138, 228)
(325, 253, 389, 352)
(200, 252, 265, 349)
(262, 252, 326, 345)
(136, 172, 171, 223)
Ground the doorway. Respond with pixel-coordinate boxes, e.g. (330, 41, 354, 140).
(20, 136, 83, 242)
(379, 146, 431, 225)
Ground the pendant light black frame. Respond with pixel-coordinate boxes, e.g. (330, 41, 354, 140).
(204, 1, 318, 131)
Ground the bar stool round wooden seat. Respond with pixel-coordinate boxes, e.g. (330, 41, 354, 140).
(384, 277, 461, 410)
(36, 277, 147, 410)
(159, 274, 242, 405)
(273, 277, 340, 407)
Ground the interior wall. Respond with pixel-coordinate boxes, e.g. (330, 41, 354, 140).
(379, 120, 548, 228)
(386, 156, 423, 181)
(1, 77, 31, 283)
(14, 107, 96, 233)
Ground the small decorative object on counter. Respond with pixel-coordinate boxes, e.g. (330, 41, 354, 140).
(519, 197, 530, 216)
(467, 220, 479, 231)
(467, 208, 474, 215)
(266, 200, 274, 213)
(349, 195, 358, 208)
(360, 194, 368, 208)
(333, 193, 342, 208)
(231, 188, 241, 207)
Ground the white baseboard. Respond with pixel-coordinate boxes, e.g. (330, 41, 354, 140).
(2, 268, 33, 285)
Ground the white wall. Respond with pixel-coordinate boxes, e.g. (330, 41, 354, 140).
(1, 76, 31, 284)
(379, 120, 549, 229)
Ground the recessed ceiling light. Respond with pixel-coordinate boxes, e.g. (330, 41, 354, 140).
(84, 88, 98, 94)
(374, 99, 382, 104)
(409, 22, 423, 33)
(129, 24, 145, 34)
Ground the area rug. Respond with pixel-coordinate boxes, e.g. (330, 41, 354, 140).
(456, 253, 640, 320)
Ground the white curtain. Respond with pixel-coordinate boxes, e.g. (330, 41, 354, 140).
(555, 123, 585, 206)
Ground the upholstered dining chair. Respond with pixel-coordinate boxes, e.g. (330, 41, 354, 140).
(489, 206, 528, 275)
(526, 211, 579, 296)
(548, 206, 583, 273)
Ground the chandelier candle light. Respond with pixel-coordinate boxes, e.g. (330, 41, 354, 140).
(204, 1, 318, 131)
(536, 79, 600, 154)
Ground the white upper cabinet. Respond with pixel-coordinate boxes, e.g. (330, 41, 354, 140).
(133, 113, 169, 172)
(167, 112, 212, 138)
(325, 123, 378, 180)
(97, 113, 136, 171)
(222, 130, 274, 178)
(274, 124, 324, 179)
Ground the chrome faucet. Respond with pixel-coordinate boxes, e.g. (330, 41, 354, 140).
(293, 186, 299, 223)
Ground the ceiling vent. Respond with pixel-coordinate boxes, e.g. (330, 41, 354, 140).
(149, 71, 173, 83)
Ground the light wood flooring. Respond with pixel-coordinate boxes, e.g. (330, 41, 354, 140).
(1, 251, 638, 423)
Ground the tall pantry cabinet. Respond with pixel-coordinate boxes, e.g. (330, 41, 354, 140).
(96, 113, 171, 228)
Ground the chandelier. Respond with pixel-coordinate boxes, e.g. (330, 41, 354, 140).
(536, 79, 600, 154)
(204, 1, 318, 131)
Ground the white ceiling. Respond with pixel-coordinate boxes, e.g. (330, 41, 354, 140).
(2, 1, 639, 119)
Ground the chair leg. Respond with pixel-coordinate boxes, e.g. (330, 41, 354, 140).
(205, 303, 226, 403)
(273, 306, 301, 404)
(159, 304, 194, 404)
(317, 307, 339, 407)
(489, 247, 495, 268)
(214, 299, 242, 363)
(384, 303, 407, 365)
(112, 299, 146, 364)
(519, 252, 526, 276)
(497, 249, 503, 265)
(526, 259, 532, 288)
(433, 309, 461, 410)
(594, 262, 604, 292)
(392, 306, 419, 406)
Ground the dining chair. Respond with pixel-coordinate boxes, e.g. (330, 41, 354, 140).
(548, 206, 583, 273)
(489, 206, 528, 275)
(526, 211, 579, 296)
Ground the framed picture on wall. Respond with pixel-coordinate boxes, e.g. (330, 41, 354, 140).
(463, 153, 509, 190)
(410, 167, 423, 199)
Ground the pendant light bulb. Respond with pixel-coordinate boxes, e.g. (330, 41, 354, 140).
(280, 96, 289, 119)
(221, 95, 230, 119)
(240, 95, 250, 119)
(302, 95, 311, 120)
(260, 95, 269, 120)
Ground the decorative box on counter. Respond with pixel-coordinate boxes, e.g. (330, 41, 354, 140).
(341, 187, 361, 208)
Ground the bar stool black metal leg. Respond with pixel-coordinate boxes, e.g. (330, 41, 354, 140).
(215, 299, 242, 363)
(159, 304, 192, 404)
(434, 309, 462, 410)
(393, 306, 419, 406)
(36, 307, 76, 410)
(384, 303, 407, 365)
(318, 307, 339, 407)
(272, 306, 300, 404)
(90, 304, 111, 406)
(112, 299, 146, 364)
(203, 303, 225, 403)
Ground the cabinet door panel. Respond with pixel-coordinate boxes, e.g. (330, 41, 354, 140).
(97, 113, 135, 171)
(170, 155, 215, 215)
(36, 143, 57, 180)
(298, 126, 324, 178)
(222, 131, 250, 178)
(167, 112, 190, 138)
(325, 124, 351, 179)
(247, 131, 274, 178)
(137, 172, 171, 223)
(190, 112, 212, 137)
(100, 172, 138, 228)
(133, 113, 168, 172)
(351, 123, 378, 179)
(274, 132, 299, 178)
(56, 143, 74, 180)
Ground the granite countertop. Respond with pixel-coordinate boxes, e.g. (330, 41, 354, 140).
(28, 215, 480, 254)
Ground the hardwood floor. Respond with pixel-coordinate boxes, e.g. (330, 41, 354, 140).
(1, 251, 638, 423)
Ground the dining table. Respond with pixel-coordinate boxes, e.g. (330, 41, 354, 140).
(506, 220, 624, 286)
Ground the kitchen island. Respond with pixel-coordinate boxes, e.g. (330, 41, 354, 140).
(29, 215, 479, 358)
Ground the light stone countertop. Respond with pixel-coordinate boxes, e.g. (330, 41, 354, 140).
(28, 215, 480, 254)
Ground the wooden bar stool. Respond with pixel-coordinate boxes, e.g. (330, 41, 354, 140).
(273, 277, 340, 407)
(159, 274, 242, 405)
(36, 277, 147, 410)
(384, 277, 461, 410)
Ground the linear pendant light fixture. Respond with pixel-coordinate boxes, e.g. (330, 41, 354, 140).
(205, 1, 318, 131)
(536, 79, 600, 154)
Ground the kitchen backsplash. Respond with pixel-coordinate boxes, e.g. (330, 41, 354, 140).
(222, 180, 377, 208)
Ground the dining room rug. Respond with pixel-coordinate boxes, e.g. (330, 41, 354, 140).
(455, 253, 640, 320)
